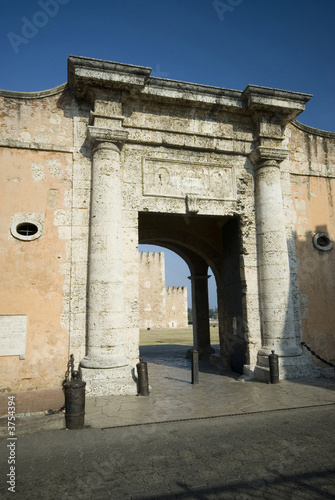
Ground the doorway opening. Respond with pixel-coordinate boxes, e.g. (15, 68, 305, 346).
(138, 211, 248, 378)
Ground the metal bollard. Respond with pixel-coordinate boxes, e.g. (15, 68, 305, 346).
(63, 370, 86, 429)
(191, 349, 199, 384)
(137, 358, 149, 396)
(269, 350, 279, 384)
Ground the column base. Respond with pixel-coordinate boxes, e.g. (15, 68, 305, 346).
(80, 364, 138, 396)
(253, 351, 317, 382)
(258, 344, 303, 357)
(186, 346, 215, 359)
(80, 354, 129, 369)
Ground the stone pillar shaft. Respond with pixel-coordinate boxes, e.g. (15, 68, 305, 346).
(81, 141, 127, 368)
(80, 127, 137, 396)
(255, 159, 301, 357)
(189, 275, 214, 355)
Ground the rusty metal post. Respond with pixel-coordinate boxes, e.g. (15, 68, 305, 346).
(137, 358, 149, 396)
(63, 371, 86, 429)
(191, 349, 199, 384)
(269, 350, 279, 384)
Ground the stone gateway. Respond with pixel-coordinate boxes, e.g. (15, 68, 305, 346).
(1, 55, 335, 411)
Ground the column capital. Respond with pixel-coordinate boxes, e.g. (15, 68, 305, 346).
(188, 274, 211, 281)
(87, 126, 128, 151)
(249, 146, 289, 169)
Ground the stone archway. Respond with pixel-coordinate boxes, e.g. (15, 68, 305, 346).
(139, 211, 247, 369)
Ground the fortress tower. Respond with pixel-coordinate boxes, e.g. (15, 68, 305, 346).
(166, 286, 188, 328)
(139, 252, 188, 329)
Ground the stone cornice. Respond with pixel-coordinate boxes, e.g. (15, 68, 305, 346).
(292, 119, 335, 139)
(242, 85, 312, 123)
(143, 77, 243, 109)
(87, 126, 128, 149)
(0, 139, 72, 153)
(68, 55, 152, 100)
(67, 56, 312, 120)
(0, 83, 67, 100)
(249, 146, 289, 166)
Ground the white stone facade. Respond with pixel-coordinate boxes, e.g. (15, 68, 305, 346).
(2, 55, 335, 407)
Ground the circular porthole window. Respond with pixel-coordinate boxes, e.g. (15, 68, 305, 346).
(313, 232, 333, 252)
(16, 223, 38, 236)
(10, 217, 43, 241)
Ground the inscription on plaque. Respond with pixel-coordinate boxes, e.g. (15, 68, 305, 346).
(142, 158, 236, 200)
(0, 315, 26, 358)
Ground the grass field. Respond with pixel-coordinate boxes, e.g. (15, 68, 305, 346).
(139, 325, 220, 346)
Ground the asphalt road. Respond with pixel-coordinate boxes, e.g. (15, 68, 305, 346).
(1, 405, 335, 499)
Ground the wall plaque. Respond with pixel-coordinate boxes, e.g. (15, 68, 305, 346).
(0, 315, 27, 358)
(142, 158, 236, 201)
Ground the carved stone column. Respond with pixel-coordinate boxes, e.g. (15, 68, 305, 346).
(80, 126, 136, 395)
(188, 274, 214, 356)
(250, 147, 302, 376)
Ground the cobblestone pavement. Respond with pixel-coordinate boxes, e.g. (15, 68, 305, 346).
(1, 405, 335, 499)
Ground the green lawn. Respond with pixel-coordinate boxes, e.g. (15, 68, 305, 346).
(139, 325, 220, 346)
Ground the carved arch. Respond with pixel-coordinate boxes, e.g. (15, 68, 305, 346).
(139, 226, 221, 280)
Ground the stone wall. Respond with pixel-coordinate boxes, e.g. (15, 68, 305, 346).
(288, 121, 335, 366)
(0, 86, 74, 395)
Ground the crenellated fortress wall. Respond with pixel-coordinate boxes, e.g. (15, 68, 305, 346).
(139, 252, 188, 329)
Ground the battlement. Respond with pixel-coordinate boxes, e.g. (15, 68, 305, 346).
(139, 251, 164, 264)
(166, 286, 187, 295)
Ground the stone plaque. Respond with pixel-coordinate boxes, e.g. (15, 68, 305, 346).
(142, 158, 236, 200)
(0, 315, 27, 358)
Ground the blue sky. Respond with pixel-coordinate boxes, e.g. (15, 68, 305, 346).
(1, 0, 335, 307)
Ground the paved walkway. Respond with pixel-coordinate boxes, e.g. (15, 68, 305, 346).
(1, 344, 334, 439)
(85, 344, 335, 429)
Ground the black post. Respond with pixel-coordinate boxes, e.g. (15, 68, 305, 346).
(136, 358, 150, 396)
(63, 371, 86, 429)
(191, 349, 199, 384)
(269, 350, 279, 384)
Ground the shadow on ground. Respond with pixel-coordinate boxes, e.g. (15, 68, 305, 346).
(139, 343, 241, 379)
(140, 343, 335, 389)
